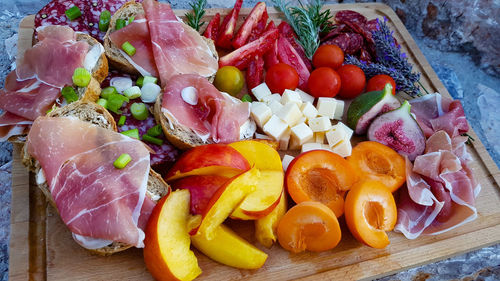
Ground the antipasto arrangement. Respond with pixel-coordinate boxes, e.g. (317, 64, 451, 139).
(1, 0, 480, 279)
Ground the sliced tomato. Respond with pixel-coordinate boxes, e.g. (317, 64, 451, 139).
(203, 13, 220, 40)
(232, 2, 267, 48)
(216, 0, 243, 50)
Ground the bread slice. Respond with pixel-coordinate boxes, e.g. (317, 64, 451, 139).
(103, 0, 218, 82)
(22, 101, 170, 255)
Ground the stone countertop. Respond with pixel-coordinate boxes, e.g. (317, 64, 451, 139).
(0, 1, 499, 280)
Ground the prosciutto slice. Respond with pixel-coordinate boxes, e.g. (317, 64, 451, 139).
(409, 93, 469, 138)
(27, 117, 154, 247)
(394, 130, 480, 239)
(161, 74, 250, 143)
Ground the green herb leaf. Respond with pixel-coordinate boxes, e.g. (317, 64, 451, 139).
(185, 0, 207, 32)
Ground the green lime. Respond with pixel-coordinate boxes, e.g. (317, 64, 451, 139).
(214, 66, 245, 96)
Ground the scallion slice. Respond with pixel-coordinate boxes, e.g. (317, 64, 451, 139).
(118, 115, 126, 126)
(136, 76, 144, 88)
(122, 41, 136, 56)
(120, 128, 139, 139)
(123, 86, 142, 99)
(115, 19, 126, 30)
(98, 10, 111, 32)
(147, 124, 163, 137)
(65, 6, 82, 21)
(127, 16, 135, 25)
(241, 94, 252, 102)
(142, 76, 158, 85)
(72, 67, 91, 87)
(107, 93, 129, 114)
(114, 153, 132, 169)
(97, 98, 108, 108)
(61, 86, 78, 103)
(130, 102, 149, 120)
(142, 134, 164, 146)
(101, 86, 117, 99)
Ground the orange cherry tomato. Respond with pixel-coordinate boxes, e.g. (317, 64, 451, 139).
(307, 67, 341, 98)
(366, 74, 396, 95)
(265, 63, 299, 94)
(337, 64, 366, 99)
(312, 45, 344, 70)
(277, 201, 341, 253)
(344, 180, 397, 249)
(285, 150, 358, 217)
(346, 141, 406, 192)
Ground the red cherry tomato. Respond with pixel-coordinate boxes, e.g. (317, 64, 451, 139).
(307, 67, 341, 98)
(265, 63, 299, 94)
(366, 74, 396, 95)
(337, 64, 366, 99)
(312, 45, 344, 70)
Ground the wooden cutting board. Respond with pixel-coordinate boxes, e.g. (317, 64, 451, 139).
(8, 3, 500, 280)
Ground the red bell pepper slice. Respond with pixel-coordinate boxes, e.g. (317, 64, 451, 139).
(246, 56, 265, 90)
(232, 2, 267, 49)
(216, 0, 243, 50)
(278, 22, 313, 71)
(203, 13, 220, 40)
(219, 28, 279, 69)
(277, 35, 310, 90)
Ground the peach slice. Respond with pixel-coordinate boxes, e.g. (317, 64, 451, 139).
(228, 140, 282, 170)
(144, 189, 202, 281)
(255, 192, 287, 248)
(165, 144, 250, 181)
(197, 167, 259, 240)
(191, 224, 268, 269)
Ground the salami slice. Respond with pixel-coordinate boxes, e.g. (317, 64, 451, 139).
(322, 33, 364, 55)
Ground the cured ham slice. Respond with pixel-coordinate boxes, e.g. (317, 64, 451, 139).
(409, 93, 468, 138)
(27, 117, 153, 247)
(394, 130, 479, 239)
(142, 0, 218, 87)
(161, 74, 250, 143)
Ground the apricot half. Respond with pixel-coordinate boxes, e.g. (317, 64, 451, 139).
(347, 141, 405, 192)
(285, 150, 358, 217)
(344, 180, 397, 249)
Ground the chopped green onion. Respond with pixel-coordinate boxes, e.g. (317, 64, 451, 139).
(118, 115, 126, 126)
(122, 41, 136, 56)
(65, 6, 82, 21)
(136, 76, 145, 88)
(123, 86, 142, 99)
(107, 93, 129, 114)
(101, 86, 117, 99)
(130, 102, 149, 120)
(61, 86, 78, 103)
(114, 153, 132, 169)
(72, 67, 91, 87)
(121, 128, 139, 139)
(147, 124, 163, 137)
(46, 107, 55, 115)
(241, 94, 252, 102)
(142, 76, 158, 85)
(98, 10, 111, 32)
(127, 16, 135, 25)
(142, 134, 164, 146)
(115, 19, 126, 30)
(96, 98, 108, 108)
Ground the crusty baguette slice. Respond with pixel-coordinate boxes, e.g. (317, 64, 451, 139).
(22, 101, 170, 256)
(77, 33, 109, 84)
(103, 0, 218, 81)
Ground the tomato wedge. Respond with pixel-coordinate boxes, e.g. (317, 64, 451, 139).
(232, 2, 267, 48)
(203, 13, 220, 40)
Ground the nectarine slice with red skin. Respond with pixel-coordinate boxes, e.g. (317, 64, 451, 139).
(165, 144, 250, 181)
(255, 191, 287, 248)
(347, 141, 406, 192)
(144, 189, 202, 281)
(228, 140, 283, 171)
(277, 201, 341, 253)
(344, 180, 397, 249)
(285, 150, 358, 217)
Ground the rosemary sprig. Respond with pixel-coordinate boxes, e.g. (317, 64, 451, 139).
(273, 0, 333, 59)
(185, 0, 207, 32)
(462, 133, 475, 145)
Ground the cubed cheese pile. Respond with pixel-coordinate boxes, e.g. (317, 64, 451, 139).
(250, 83, 353, 158)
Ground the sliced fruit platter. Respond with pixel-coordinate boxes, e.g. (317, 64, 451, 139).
(6, 0, 500, 280)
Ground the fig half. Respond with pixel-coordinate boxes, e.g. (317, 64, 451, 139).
(367, 101, 425, 161)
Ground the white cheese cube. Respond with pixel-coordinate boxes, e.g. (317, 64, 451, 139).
(326, 126, 347, 148)
(309, 116, 332, 132)
(261, 93, 281, 105)
(255, 133, 272, 140)
(250, 102, 272, 128)
(322, 144, 333, 151)
(289, 135, 301, 150)
(282, 154, 295, 172)
(295, 88, 315, 104)
(300, 102, 318, 121)
(297, 116, 307, 126)
(316, 97, 338, 119)
(315, 132, 325, 144)
(279, 130, 291, 151)
(281, 89, 302, 106)
(335, 121, 353, 139)
(263, 115, 289, 140)
(290, 122, 314, 145)
(268, 100, 284, 114)
(331, 140, 352, 157)
(251, 83, 272, 101)
(333, 100, 345, 120)
(276, 103, 303, 127)
(301, 142, 332, 153)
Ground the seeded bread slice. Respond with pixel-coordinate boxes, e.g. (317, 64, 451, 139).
(22, 101, 170, 256)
